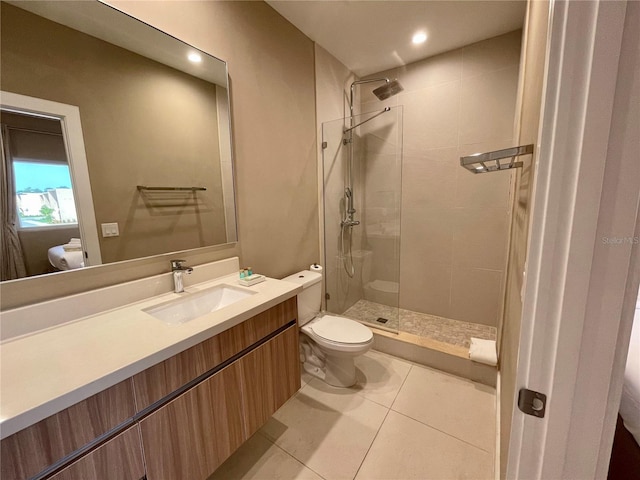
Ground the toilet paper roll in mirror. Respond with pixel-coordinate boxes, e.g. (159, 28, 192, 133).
(310, 264, 323, 273)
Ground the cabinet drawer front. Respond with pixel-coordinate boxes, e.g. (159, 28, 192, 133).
(49, 426, 144, 480)
(0, 380, 135, 480)
(240, 325, 301, 436)
(133, 297, 297, 410)
(140, 362, 245, 480)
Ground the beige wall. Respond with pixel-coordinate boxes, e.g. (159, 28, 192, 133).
(1, 0, 317, 309)
(498, 3, 549, 477)
(362, 31, 522, 327)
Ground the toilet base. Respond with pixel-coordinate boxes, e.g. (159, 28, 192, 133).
(324, 355, 357, 387)
(301, 351, 358, 387)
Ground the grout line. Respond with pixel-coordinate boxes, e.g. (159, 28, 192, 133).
(389, 363, 413, 410)
(256, 431, 328, 480)
(390, 408, 495, 455)
(352, 407, 392, 480)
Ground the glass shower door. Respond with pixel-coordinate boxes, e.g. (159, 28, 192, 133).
(321, 106, 403, 332)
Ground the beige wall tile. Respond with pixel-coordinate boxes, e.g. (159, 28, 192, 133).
(396, 49, 463, 92)
(401, 205, 454, 265)
(402, 81, 461, 154)
(460, 65, 520, 145)
(402, 149, 458, 211)
(452, 205, 509, 271)
(450, 267, 503, 326)
(462, 30, 523, 79)
(399, 259, 452, 318)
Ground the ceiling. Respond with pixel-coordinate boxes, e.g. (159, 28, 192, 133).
(266, 0, 527, 76)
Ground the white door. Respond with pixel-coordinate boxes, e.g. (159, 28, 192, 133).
(507, 1, 640, 479)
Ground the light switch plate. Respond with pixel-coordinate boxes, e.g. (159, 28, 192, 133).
(101, 222, 119, 237)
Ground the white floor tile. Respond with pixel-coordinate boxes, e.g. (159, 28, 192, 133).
(260, 378, 388, 480)
(355, 410, 494, 480)
(354, 350, 413, 407)
(208, 432, 323, 480)
(392, 364, 496, 452)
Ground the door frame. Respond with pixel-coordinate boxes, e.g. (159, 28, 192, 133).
(1, 91, 102, 267)
(507, 0, 640, 478)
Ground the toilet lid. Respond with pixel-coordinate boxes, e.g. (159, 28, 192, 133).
(311, 315, 373, 344)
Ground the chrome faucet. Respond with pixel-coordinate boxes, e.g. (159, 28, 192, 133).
(170, 259, 193, 293)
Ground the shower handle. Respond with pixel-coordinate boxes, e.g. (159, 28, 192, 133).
(344, 187, 356, 216)
(341, 219, 360, 227)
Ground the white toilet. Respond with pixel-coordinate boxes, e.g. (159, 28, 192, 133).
(282, 270, 374, 387)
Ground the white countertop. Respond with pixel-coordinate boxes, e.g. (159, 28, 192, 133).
(0, 271, 301, 439)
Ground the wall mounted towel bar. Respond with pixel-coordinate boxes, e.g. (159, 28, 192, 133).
(137, 186, 207, 191)
(460, 144, 534, 174)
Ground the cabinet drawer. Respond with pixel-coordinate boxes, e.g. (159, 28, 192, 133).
(239, 324, 301, 436)
(140, 362, 245, 480)
(49, 426, 144, 480)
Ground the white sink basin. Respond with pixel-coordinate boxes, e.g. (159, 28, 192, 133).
(143, 284, 256, 325)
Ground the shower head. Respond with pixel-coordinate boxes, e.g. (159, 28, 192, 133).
(372, 79, 403, 100)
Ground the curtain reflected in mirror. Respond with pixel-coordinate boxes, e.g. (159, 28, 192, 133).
(1, 112, 82, 279)
(0, 123, 27, 280)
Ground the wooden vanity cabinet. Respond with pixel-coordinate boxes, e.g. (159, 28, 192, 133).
(48, 427, 144, 480)
(140, 325, 300, 480)
(1, 298, 300, 480)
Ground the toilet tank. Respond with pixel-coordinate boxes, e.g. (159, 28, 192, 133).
(281, 270, 322, 326)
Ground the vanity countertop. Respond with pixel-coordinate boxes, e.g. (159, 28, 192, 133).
(0, 272, 301, 440)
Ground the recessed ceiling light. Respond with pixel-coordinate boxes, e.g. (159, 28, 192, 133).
(188, 52, 202, 63)
(412, 32, 427, 45)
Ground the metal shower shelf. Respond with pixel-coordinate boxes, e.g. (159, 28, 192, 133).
(460, 144, 534, 174)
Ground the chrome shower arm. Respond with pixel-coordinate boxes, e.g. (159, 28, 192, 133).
(343, 107, 391, 134)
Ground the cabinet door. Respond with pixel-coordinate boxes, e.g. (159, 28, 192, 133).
(1, 380, 136, 479)
(140, 362, 245, 480)
(240, 325, 301, 437)
(49, 426, 144, 480)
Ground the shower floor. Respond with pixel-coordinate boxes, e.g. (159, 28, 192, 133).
(343, 299, 496, 349)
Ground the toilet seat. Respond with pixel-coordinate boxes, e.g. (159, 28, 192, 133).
(310, 315, 373, 344)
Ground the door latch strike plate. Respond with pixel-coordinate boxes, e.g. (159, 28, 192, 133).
(321, 141, 328, 149)
(518, 388, 547, 418)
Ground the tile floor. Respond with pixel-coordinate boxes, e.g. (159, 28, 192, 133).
(343, 300, 497, 349)
(209, 350, 496, 480)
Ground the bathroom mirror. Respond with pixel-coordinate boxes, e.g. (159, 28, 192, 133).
(0, 0, 237, 281)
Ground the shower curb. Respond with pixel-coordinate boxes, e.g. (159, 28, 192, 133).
(372, 329, 497, 387)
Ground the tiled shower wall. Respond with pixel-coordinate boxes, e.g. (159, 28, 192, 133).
(361, 31, 522, 327)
